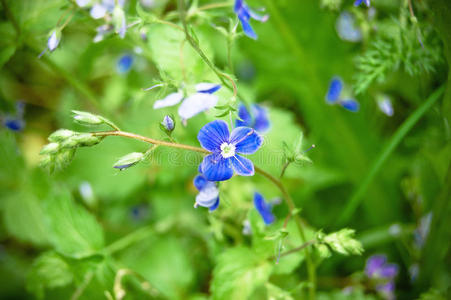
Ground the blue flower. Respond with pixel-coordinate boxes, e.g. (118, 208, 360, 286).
(198, 120, 262, 181)
(161, 115, 175, 132)
(336, 11, 362, 42)
(236, 104, 270, 133)
(254, 192, 275, 225)
(354, 0, 370, 7)
(325, 77, 360, 112)
(153, 83, 221, 121)
(2, 101, 26, 132)
(117, 54, 133, 74)
(193, 173, 220, 211)
(234, 0, 269, 40)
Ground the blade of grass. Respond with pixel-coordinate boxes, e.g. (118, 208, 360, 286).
(337, 85, 445, 226)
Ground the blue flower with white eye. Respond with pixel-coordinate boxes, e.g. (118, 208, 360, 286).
(354, 0, 370, 7)
(153, 83, 221, 121)
(198, 120, 262, 181)
(234, 0, 269, 40)
(236, 104, 270, 133)
(254, 192, 276, 225)
(326, 77, 360, 112)
(117, 54, 133, 74)
(336, 11, 362, 43)
(193, 173, 220, 211)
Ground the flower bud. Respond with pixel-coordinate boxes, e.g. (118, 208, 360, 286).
(72, 110, 104, 126)
(113, 5, 126, 38)
(161, 115, 175, 132)
(47, 29, 61, 52)
(48, 129, 75, 142)
(55, 149, 76, 168)
(40, 142, 60, 155)
(39, 154, 53, 168)
(72, 133, 102, 147)
(113, 152, 144, 170)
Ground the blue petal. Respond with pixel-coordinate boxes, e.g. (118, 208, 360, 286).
(196, 83, 221, 94)
(201, 154, 233, 181)
(230, 155, 254, 176)
(326, 77, 343, 103)
(230, 127, 263, 155)
(234, 0, 243, 12)
(238, 14, 257, 39)
(117, 54, 133, 73)
(254, 192, 275, 225)
(178, 93, 218, 120)
(197, 120, 230, 152)
(340, 99, 360, 112)
(353, 0, 363, 6)
(209, 197, 220, 212)
(252, 105, 270, 133)
(195, 182, 220, 208)
(235, 104, 252, 128)
(248, 8, 269, 22)
(153, 92, 184, 109)
(194, 174, 208, 191)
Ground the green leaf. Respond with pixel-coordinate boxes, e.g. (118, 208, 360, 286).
(320, 229, 363, 256)
(211, 247, 273, 300)
(266, 283, 294, 300)
(44, 190, 105, 258)
(0, 22, 17, 68)
(26, 252, 73, 299)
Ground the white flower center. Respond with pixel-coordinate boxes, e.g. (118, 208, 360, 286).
(220, 142, 236, 158)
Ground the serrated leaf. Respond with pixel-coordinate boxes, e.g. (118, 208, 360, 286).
(211, 247, 273, 300)
(44, 190, 105, 258)
(26, 252, 73, 299)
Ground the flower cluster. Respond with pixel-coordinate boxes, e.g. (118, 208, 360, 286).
(365, 255, 398, 299)
(325, 76, 360, 112)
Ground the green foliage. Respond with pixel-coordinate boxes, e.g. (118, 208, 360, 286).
(211, 247, 273, 300)
(26, 252, 73, 299)
(44, 190, 105, 258)
(317, 229, 364, 256)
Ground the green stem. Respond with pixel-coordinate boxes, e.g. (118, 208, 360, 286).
(104, 225, 154, 255)
(177, 0, 238, 98)
(337, 85, 445, 226)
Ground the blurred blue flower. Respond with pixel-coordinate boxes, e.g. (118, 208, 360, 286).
(2, 101, 26, 132)
(236, 104, 270, 133)
(117, 54, 133, 73)
(325, 77, 360, 112)
(153, 83, 221, 120)
(365, 255, 398, 279)
(336, 11, 362, 42)
(377, 95, 394, 117)
(354, 0, 370, 7)
(234, 0, 268, 40)
(86, 0, 125, 19)
(254, 192, 275, 225)
(193, 173, 220, 211)
(198, 120, 262, 181)
(47, 30, 61, 52)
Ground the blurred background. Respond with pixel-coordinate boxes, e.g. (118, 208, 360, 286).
(0, 0, 450, 299)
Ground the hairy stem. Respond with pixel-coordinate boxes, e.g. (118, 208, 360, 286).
(177, 0, 237, 98)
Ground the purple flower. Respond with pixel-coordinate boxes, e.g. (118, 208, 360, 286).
(365, 255, 398, 279)
(234, 0, 268, 40)
(354, 0, 370, 7)
(326, 77, 360, 112)
(117, 54, 133, 74)
(376, 281, 396, 300)
(198, 120, 262, 181)
(153, 83, 221, 121)
(193, 173, 220, 211)
(254, 192, 275, 225)
(236, 104, 270, 133)
(161, 115, 175, 132)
